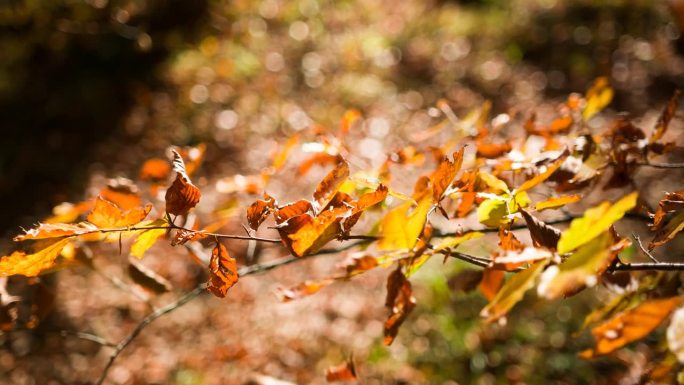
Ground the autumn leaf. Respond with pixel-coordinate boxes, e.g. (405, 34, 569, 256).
(342, 184, 388, 232)
(246, 194, 276, 231)
(537, 232, 618, 300)
(431, 147, 465, 203)
(99, 178, 143, 210)
(87, 197, 152, 229)
(519, 209, 562, 250)
(433, 232, 484, 253)
(650, 89, 680, 144)
(272, 134, 300, 171)
(165, 149, 202, 216)
(276, 279, 334, 302)
(514, 151, 568, 193)
(491, 247, 553, 271)
(0, 239, 71, 277)
(170, 229, 208, 246)
(313, 160, 350, 211)
(130, 219, 169, 259)
(342, 254, 380, 277)
(649, 211, 684, 251)
(384, 268, 416, 345)
(128, 258, 172, 293)
(378, 195, 432, 251)
(479, 172, 510, 194)
(650, 191, 684, 231)
(207, 243, 239, 298)
(557, 192, 637, 254)
(476, 191, 530, 227)
(480, 260, 548, 322)
(582, 77, 614, 121)
(448, 269, 484, 294)
(479, 268, 505, 301)
(139, 158, 172, 180)
(325, 356, 357, 382)
(534, 195, 581, 211)
(476, 141, 512, 159)
(14, 222, 98, 241)
(580, 297, 683, 358)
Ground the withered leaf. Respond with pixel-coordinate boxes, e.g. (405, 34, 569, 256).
(384, 268, 416, 346)
(325, 356, 357, 382)
(650, 89, 681, 144)
(492, 247, 553, 271)
(207, 243, 239, 298)
(276, 279, 334, 302)
(246, 194, 276, 231)
(520, 209, 562, 250)
(14, 222, 98, 241)
(649, 211, 684, 251)
(279, 207, 348, 257)
(272, 134, 300, 171)
(515, 151, 569, 193)
(342, 254, 379, 277)
(165, 150, 202, 216)
(100, 178, 142, 211)
(582, 77, 613, 121)
(343, 184, 388, 232)
(650, 191, 684, 231)
(534, 195, 581, 211)
(580, 297, 683, 358)
(128, 258, 172, 293)
(479, 268, 505, 301)
(87, 197, 152, 229)
(171, 229, 208, 246)
(431, 147, 465, 203)
(313, 160, 350, 211)
(476, 141, 512, 159)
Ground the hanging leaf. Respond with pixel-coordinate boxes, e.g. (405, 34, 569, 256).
(246, 194, 276, 231)
(170, 229, 208, 246)
(130, 219, 169, 259)
(313, 160, 350, 211)
(207, 243, 239, 298)
(650, 191, 684, 231)
(87, 197, 152, 229)
(276, 279, 335, 302)
(480, 260, 548, 322)
(650, 89, 681, 144)
(384, 268, 416, 345)
(165, 150, 202, 216)
(479, 268, 505, 301)
(0, 239, 71, 277)
(278, 206, 348, 257)
(557, 192, 637, 254)
(378, 195, 432, 251)
(431, 147, 465, 203)
(580, 297, 683, 358)
(649, 211, 684, 251)
(582, 77, 614, 121)
(14, 222, 98, 241)
(128, 258, 172, 293)
(519, 209, 562, 250)
(538, 232, 619, 300)
(534, 195, 582, 211)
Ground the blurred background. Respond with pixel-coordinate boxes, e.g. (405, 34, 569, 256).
(0, 0, 683, 384)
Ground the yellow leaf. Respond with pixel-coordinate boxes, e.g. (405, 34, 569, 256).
(480, 260, 548, 322)
(477, 192, 530, 227)
(534, 195, 582, 211)
(557, 192, 637, 254)
(130, 219, 169, 259)
(479, 172, 510, 194)
(582, 77, 614, 121)
(538, 232, 613, 299)
(433, 232, 484, 252)
(378, 196, 432, 251)
(0, 239, 71, 277)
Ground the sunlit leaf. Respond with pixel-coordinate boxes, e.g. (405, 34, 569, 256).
(100, 178, 143, 211)
(538, 232, 617, 299)
(580, 297, 683, 358)
(207, 243, 239, 298)
(343, 184, 388, 232)
(313, 160, 350, 211)
(170, 229, 208, 246)
(433, 232, 484, 252)
(515, 151, 568, 193)
(492, 247, 553, 271)
(165, 150, 202, 216)
(340, 109, 362, 136)
(476, 141, 512, 159)
(431, 147, 465, 202)
(130, 219, 169, 259)
(649, 211, 684, 251)
(479, 172, 510, 194)
(276, 279, 335, 302)
(14, 222, 98, 241)
(87, 197, 152, 228)
(479, 268, 504, 301)
(0, 239, 71, 277)
(480, 260, 548, 322)
(557, 192, 638, 254)
(582, 77, 614, 121)
(342, 254, 380, 277)
(534, 195, 581, 211)
(246, 194, 276, 231)
(378, 195, 432, 251)
(272, 134, 300, 171)
(139, 158, 171, 181)
(477, 191, 530, 227)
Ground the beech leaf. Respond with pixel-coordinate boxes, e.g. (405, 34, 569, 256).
(0, 239, 71, 277)
(246, 194, 275, 231)
(14, 222, 98, 241)
(165, 150, 202, 216)
(384, 268, 416, 345)
(378, 195, 432, 251)
(649, 210, 684, 251)
(582, 77, 614, 121)
(520, 209, 562, 250)
(130, 219, 169, 259)
(431, 147, 465, 202)
(313, 160, 350, 211)
(534, 195, 581, 211)
(207, 243, 239, 298)
(276, 279, 335, 302)
(480, 260, 548, 322)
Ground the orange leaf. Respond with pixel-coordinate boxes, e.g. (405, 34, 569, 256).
(326, 357, 357, 382)
(649, 211, 684, 251)
(272, 134, 300, 171)
(340, 109, 362, 136)
(384, 268, 416, 346)
(313, 160, 350, 211)
(246, 194, 275, 231)
(298, 153, 343, 175)
(87, 197, 152, 228)
(207, 243, 239, 298)
(580, 297, 683, 358)
(650, 89, 681, 144)
(343, 184, 388, 232)
(342, 254, 379, 277)
(476, 141, 511, 159)
(0, 239, 71, 277)
(515, 151, 569, 193)
(14, 222, 98, 241)
(170, 229, 207, 246)
(99, 178, 143, 210)
(139, 158, 172, 180)
(276, 279, 334, 302)
(431, 147, 465, 203)
(165, 150, 202, 216)
(534, 195, 581, 211)
(650, 191, 684, 231)
(280, 207, 348, 257)
(479, 268, 504, 301)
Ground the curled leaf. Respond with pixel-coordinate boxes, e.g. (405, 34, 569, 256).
(431, 147, 464, 203)
(649, 211, 684, 251)
(165, 150, 202, 216)
(520, 209, 562, 250)
(313, 160, 350, 211)
(207, 243, 239, 298)
(276, 279, 334, 302)
(14, 222, 98, 241)
(246, 194, 276, 231)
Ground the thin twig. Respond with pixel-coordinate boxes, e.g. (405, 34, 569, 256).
(632, 233, 658, 263)
(612, 262, 684, 271)
(59, 330, 117, 348)
(636, 161, 684, 169)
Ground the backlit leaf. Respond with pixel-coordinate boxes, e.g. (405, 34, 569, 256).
(87, 197, 152, 228)
(272, 134, 300, 171)
(207, 243, 239, 298)
(580, 297, 683, 358)
(378, 195, 432, 251)
(139, 158, 171, 180)
(100, 178, 142, 211)
(130, 219, 169, 259)
(433, 232, 484, 252)
(325, 356, 357, 382)
(14, 222, 98, 241)
(276, 279, 334, 302)
(557, 192, 637, 254)
(515, 151, 568, 193)
(534, 195, 581, 211)
(0, 239, 71, 277)
(479, 172, 510, 194)
(431, 147, 465, 202)
(246, 194, 275, 230)
(649, 211, 684, 251)
(479, 268, 504, 301)
(492, 247, 553, 271)
(165, 150, 202, 216)
(582, 77, 614, 121)
(480, 260, 548, 322)
(313, 160, 350, 211)
(650, 191, 684, 231)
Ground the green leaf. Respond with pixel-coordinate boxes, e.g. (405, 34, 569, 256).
(476, 191, 530, 227)
(557, 192, 637, 254)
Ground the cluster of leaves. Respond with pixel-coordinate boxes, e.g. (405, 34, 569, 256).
(1, 78, 684, 382)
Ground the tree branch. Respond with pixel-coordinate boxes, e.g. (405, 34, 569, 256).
(636, 161, 684, 169)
